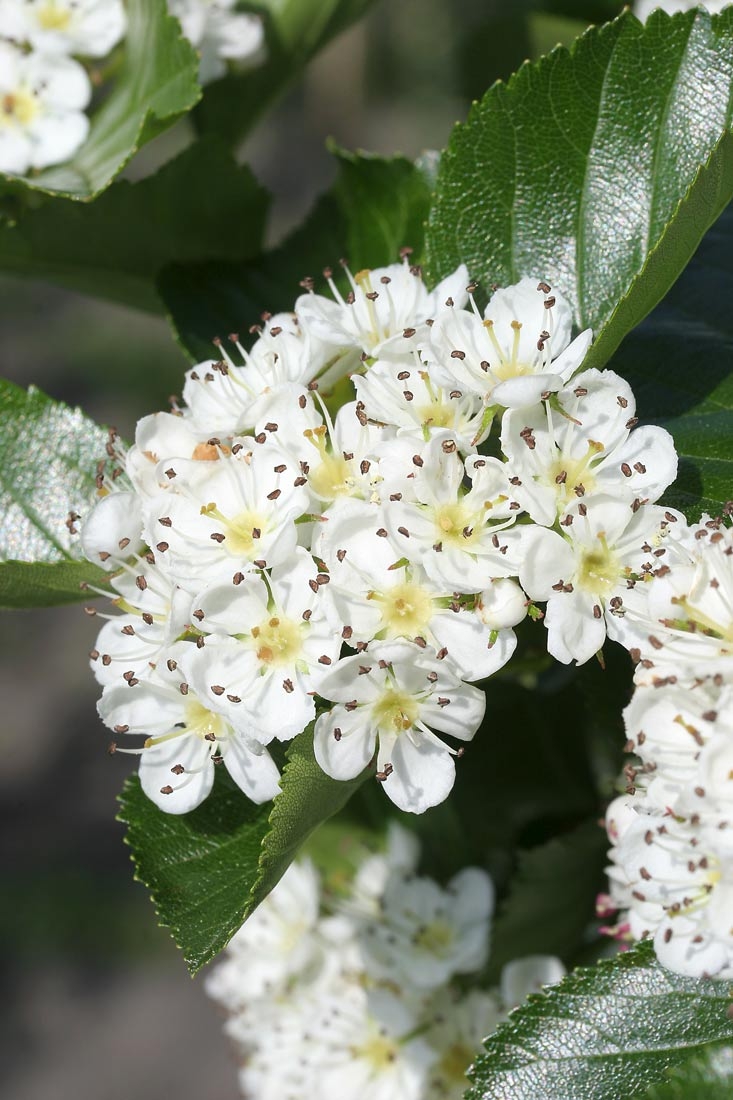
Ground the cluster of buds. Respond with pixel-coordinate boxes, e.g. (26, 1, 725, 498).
(605, 508, 733, 979)
(79, 255, 681, 817)
(206, 824, 564, 1100)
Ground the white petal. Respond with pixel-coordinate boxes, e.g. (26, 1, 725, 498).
(382, 733, 456, 813)
(224, 738, 281, 803)
(139, 735, 214, 814)
(492, 373, 563, 409)
(314, 708, 376, 780)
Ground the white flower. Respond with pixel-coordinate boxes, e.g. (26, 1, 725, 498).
(635, 0, 732, 19)
(360, 865, 494, 989)
(98, 644, 281, 812)
(500, 955, 565, 1008)
(519, 496, 674, 665)
(168, 0, 265, 84)
(382, 436, 523, 593)
(183, 549, 341, 745)
(629, 514, 733, 682)
(0, 41, 90, 173)
(314, 499, 521, 679)
(81, 491, 144, 570)
(424, 987, 503, 1100)
(0, 0, 126, 57)
(88, 558, 192, 688)
(295, 257, 469, 384)
(350, 822, 421, 912)
(314, 640, 486, 813)
(205, 859, 324, 1008)
(354, 356, 488, 449)
(424, 276, 592, 411)
(500, 369, 677, 526)
(143, 443, 309, 592)
(606, 799, 733, 979)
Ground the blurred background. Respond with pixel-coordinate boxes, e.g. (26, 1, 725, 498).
(1, 1, 623, 1097)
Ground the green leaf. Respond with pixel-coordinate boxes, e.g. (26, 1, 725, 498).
(468, 941, 733, 1100)
(0, 380, 109, 606)
(486, 819, 608, 980)
(3, 0, 200, 201)
(426, 9, 733, 370)
(118, 726, 370, 974)
(642, 1045, 733, 1099)
(194, 0, 377, 145)
(0, 139, 269, 313)
(0, 559, 109, 609)
(612, 205, 733, 522)
(158, 148, 433, 362)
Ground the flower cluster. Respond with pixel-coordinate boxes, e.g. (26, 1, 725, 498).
(168, 0, 264, 85)
(604, 509, 733, 979)
(0, 0, 126, 173)
(206, 824, 564, 1100)
(80, 255, 681, 817)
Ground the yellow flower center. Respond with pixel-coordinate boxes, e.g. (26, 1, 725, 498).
(373, 581, 435, 637)
(251, 615, 302, 666)
(1, 88, 39, 128)
(577, 542, 619, 595)
(201, 502, 268, 558)
(144, 699, 226, 749)
(372, 688, 419, 734)
(37, 2, 73, 29)
(437, 1041, 474, 1084)
(546, 442, 603, 508)
(434, 502, 480, 548)
(309, 453, 354, 500)
(356, 1031, 399, 1072)
(414, 918, 454, 955)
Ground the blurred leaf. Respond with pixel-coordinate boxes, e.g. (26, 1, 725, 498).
(469, 941, 733, 1100)
(0, 380, 107, 577)
(612, 206, 733, 522)
(642, 1045, 733, 1099)
(159, 148, 433, 362)
(194, 0, 377, 145)
(0, 559, 109, 609)
(0, 139, 269, 313)
(486, 819, 607, 980)
(426, 9, 733, 371)
(2, 0, 200, 201)
(118, 726, 369, 974)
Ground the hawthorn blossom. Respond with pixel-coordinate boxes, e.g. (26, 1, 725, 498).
(183, 549, 341, 745)
(315, 499, 524, 679)
(635, 0, 732, 18)
(424, 277, 592, 411)
(168, 0, 265, 84)
(358, 866, 494, 989)
(314, 640, 486, 812)
(519, 496, 676, 664)
(424, 988, 503, 1100)
(98, 643, 281, 812)
(0, 0, 126, 56)
(0, 41, 90, 173)
(295, 256, 470, 383)
(501, 369, 677, 526)
(143, 443, 309, 592)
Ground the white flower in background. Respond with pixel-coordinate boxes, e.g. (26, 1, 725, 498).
(296, 257, 470, 383)
(349, 822, 421, 912)
(0, 0, 126, 56)
(519, 496, 674, 664)
(360, 866, 494, 989)
(424, 277, 592, 411)
(501, 368, 677, 526)
(205, 859, 324, 1008)
(314, 640, 486, 813)
(0, 41, 90, 173)
(499, 955, 566, 1008)
(424, 988, 503, 1100)
(98, 642, 281, 812)
(635, 0, 732, 19)
(168, 0, 265, 84)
